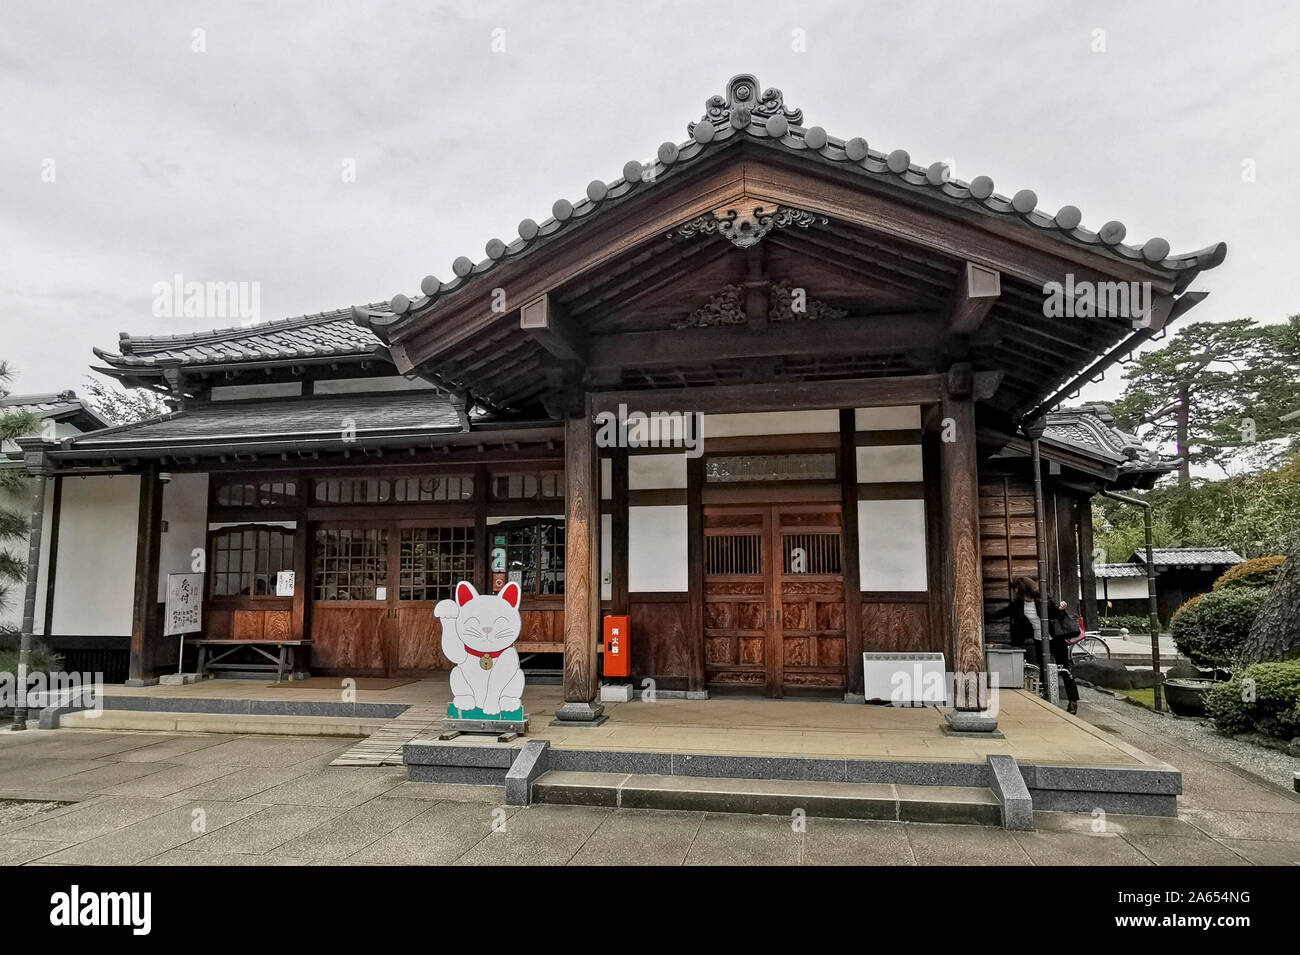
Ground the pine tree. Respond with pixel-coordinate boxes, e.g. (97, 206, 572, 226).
(0, 362, 40, 621)
(1240, 536, 1300, 664)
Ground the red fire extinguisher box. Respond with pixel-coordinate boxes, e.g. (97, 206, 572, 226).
(603, 615, 631, 678)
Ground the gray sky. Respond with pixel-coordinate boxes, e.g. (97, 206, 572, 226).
(3, 0, 1297, 402)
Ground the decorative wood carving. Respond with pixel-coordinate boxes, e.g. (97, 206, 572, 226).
(675, 281, 846, 329)
(668, 205, 828, 249)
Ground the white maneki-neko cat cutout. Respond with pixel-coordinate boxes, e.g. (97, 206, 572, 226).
(435, 581, 526, 721)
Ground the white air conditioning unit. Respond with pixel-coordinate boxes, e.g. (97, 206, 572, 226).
(861, 652, 949, 706)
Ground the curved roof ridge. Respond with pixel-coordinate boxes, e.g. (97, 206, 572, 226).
(120, 303, 391, 354)
(357, 72, 1227, 334)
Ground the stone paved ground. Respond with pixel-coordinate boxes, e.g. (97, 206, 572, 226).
(0, 702, 1297, 865)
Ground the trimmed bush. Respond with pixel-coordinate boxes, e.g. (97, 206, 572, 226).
(1206, 660, 1300, 740)
(1171, 593, 1205, 625)
(1099, 614, 1156, 633)
(1213, 555, 1286, 591)
(1170, 585, 1269, 668)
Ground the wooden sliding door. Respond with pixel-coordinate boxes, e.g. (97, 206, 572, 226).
(309, 520, 474, 676)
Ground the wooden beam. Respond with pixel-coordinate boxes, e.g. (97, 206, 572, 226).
(521, 294, 587, 366)
(948, 262, 1002, 334)
(588, 313, 946, 371)
(559, 403, 603, 719)
(591, 374, 945, 417)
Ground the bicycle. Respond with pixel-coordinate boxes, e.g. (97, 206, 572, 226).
(1066, 617, 1110, 665)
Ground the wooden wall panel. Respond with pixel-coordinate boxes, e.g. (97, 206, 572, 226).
(397, 607, 451, 670)
(860, 600, 936, 655)
(311, 607, 388, 672)
(629, 597, 692, 689)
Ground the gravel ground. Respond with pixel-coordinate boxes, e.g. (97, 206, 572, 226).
(0, 799, 69, 826)
(1079, 684, 1300, 792)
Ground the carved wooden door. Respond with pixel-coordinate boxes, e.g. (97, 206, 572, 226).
(703, 507, 772, 694)
(772, 504, 846, 696)
(703, 504, 846, 697)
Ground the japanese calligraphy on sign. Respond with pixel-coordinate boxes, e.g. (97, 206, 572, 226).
(164, 573, 204, 636)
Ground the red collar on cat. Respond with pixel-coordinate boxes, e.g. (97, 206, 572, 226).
(463, 646, 508, 659)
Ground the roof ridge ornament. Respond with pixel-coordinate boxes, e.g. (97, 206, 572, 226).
(688, 73, 804, 138)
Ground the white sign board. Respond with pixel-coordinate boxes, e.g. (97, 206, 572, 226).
(276, 570, 296, 597)
(164, 573, 204, 637)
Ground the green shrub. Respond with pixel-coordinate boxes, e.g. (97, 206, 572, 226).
(1170, 585, 1269, 668)
(1207, 660, 1300, 740)
(1099, 614, 1156, 633)
(1171, 593, 1205, 625)
(1213, 555, 1286, 591)
(0, 629, 64, 678)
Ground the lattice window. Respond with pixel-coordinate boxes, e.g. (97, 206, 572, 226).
(490, 469, 565, 501)
(312, 527, 389, 600)
(399, 526, 475, 601)
(213, 479, 297, 508)
(209, 525, 294, 597)
(313, 478, 391, 504)
(782, 533, 842, 575)
(392, 475, 474, 502)
(704, 453, 837, 484)
(706, 534, 763, 576)
(493, 519, 565, 594)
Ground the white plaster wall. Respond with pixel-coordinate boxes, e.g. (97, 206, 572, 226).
(156, 473, 209, 602)
(855, 406, 921, 430)
(703, 410, 839, 438)
(629, 453, 687, 489)
(600, 458, 612, 500)
(1097, 577, 1150, 601)
(313, 376, 434, 394)
(856, 445, 924, 483)
(209, 382, 301, 401)
(601, 513, 612, 601)
(51, 475, 140, 636)
(628, 505, 687, 592)
(858, 499, 928, 591)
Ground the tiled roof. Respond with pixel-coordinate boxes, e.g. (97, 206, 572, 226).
(60, 392, 461, 454)
(1130, 547, 1244, 568)
(357, 73, 1226, 332)
(0, 390, 110, 430)
(1095, 563, 1149, 579)
(94, 305, 390, 369)
(1042, 404, 1176, 474)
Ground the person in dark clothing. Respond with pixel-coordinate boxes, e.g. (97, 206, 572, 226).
(990, 576, 1080, 713)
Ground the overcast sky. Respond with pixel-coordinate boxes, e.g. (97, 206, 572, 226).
(2, 0, 1297, 402)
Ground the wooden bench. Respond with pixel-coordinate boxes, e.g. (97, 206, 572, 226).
(186, 639, 312, 683)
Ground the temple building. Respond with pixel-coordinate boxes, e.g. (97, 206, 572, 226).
(12, 75, 1220, 727)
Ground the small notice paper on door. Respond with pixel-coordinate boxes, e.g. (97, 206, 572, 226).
(276, 570, 295, 597)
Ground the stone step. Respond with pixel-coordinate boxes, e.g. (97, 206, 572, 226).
(532, 770, 1002, 825)
(57, 709, 387, 737)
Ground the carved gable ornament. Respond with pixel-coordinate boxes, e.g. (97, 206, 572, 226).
(668, 203, 828, 249)
(674, 282, 847, 329)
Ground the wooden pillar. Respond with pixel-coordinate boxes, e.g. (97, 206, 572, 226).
(11, 454, 50, 730)
(127, 467, 164, 686)
(839, 409, 863, 697)
(557, 401, 604, 722)
(610, 450, 629, 616)
(940, 368, 989, 717)
(472, 464, 489, 594)
(686, 454, 705, 693)
(1077, 496, 1100, 632)
(42, 475, 63, 638)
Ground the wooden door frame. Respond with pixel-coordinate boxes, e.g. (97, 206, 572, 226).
(769, 501, 847, 698)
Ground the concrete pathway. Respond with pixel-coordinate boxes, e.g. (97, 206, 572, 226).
(2, 712, 1298, 864)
